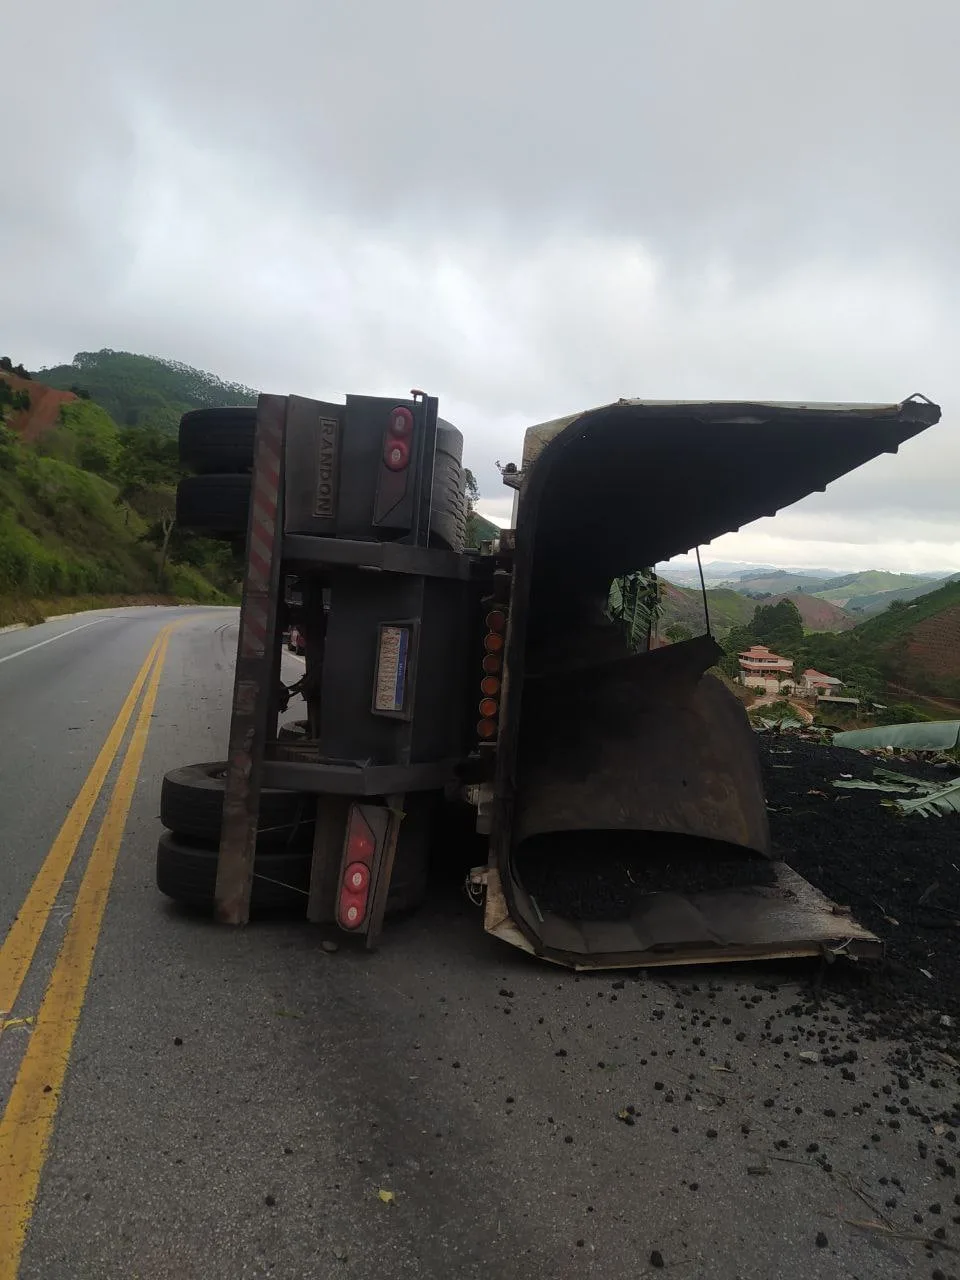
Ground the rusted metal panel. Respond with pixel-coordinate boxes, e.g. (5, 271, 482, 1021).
(520, 395, 941, 471)
(515, 398, 942, 583)
(362, 795, 405, 950)
(483, 394, 941, 970)
(516, 659, 770, 856)
(482, 861, 879, 969)
(215, 394, 287, 926)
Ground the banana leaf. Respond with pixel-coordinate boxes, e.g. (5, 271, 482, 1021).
(833, 767, 960, 816)
(894, 776, 960, 817)
(833, 721, 960, 751)
(833, 768, 944, 795)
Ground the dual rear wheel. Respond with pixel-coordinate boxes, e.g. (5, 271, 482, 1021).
(157, 762, 431, 917)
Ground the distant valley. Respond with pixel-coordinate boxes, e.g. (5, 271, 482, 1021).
(657, 559, 959, 625)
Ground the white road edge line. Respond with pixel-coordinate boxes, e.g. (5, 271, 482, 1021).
(0, 618, 110, 666)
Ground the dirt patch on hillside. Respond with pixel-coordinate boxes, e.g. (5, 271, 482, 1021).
(902, 604, 960, 682)
(772, 591, 855, 632)
(1, 373, 76, 442)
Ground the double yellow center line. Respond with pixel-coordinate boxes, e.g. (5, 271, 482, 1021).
(0, 618, 184, 1278)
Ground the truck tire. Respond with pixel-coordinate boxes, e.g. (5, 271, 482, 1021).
(158, 762, 432, 915)
(179, 408, 256, 474)
(176, 475, 251, 535)
(160, 762, 315, 846)
(430, 420, 466, 552)
(156, 831, 310, 912)
(156, 828, 426, 915)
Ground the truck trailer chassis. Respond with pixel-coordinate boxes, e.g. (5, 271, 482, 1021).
(161, 390, 942, 970)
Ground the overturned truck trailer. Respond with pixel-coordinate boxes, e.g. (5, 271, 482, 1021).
(163, 392, 940, 971)
(479, 395, 942, 968)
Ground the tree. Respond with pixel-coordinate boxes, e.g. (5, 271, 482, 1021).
(751, 599, 804, 654)
(875, 702, 928, 726)
(114, 427, 180, 495)
(0, 424, 18, 469)
(463, 467, 499, 549)
(664, 623, 693, 643)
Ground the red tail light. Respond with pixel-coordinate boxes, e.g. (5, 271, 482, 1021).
(338, 808, 378, 930)
(388, 406, 414, 438)
(479, 697, 498, 719)
(485, 610, 506, 633)
(384, 438, 410, 471)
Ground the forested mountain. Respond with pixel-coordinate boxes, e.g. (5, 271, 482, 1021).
(38, 349, 257, 434)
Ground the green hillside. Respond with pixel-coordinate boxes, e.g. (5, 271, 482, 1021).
(844, 573, 959, 616)
(799, 581, 960, 703)
(720, 568, 831, 594)
(659, 582, 756, 637)
(38, 349, 257, 434)
(0, 359, 240, 625)
(466, 512, 500, 547)
(709, 590, 960, 714)
(812, 569, 929, 607)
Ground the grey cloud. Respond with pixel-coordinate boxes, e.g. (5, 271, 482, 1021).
(2, 0, 957, 569)
(110, 0, 960, 263)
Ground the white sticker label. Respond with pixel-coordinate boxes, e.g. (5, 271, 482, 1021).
(374, 625, 410, 713)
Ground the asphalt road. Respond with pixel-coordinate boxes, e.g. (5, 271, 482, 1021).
(1, 608, 957, 1280)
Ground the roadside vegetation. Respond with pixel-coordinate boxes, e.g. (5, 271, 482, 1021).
(0, 352, 246, 626)
(711, 595, 958, 725)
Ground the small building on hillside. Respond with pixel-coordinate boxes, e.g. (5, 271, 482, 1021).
(799, 668, 843, 697)
(737, 645, 794, 693)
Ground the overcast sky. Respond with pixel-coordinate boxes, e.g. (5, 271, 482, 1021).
(2, 0, 957, 572)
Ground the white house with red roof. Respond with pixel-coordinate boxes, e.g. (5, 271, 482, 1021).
(799, 668, 843, 697)
(737, 645, 794, 693)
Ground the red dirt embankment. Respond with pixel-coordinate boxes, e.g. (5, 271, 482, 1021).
(0, 373, 76, 442)
(901, 603, 960, 682)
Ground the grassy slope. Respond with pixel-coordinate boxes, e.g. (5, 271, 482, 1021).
(812, 569, 929, 605)
(846, 573, 959, 616)
(0, 387, 229, 621)
(807, 580, 960, 702)
(0, 450, 222, 607)
(722, 569, 831, 593)
(659, 582, 756, 636)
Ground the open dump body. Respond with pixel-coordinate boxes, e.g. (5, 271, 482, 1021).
(484, 396, 942, 969)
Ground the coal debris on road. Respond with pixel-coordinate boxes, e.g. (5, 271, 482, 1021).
(759, 736, 960, 1054)
(516, 830, 778, 922)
